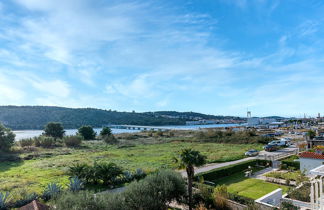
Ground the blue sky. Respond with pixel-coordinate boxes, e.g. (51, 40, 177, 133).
(1, 0, 324, 117)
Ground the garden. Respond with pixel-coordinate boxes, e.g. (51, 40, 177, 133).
(196, 160, 290, 199)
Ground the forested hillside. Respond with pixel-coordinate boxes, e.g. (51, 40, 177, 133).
(0, 106, 186, 130)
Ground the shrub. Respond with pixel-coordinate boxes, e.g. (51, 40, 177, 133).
(42, 183, 62, 201)
(122, 169, 186, 210)
(195, 159, 270, 181)
(281, 201, 298, 210)
(63, 135, 82, 147)
(94, 162, 123, 186)
(68, 177, 83, 192)
(213, 185, 230, 210)
(78, 126, 96, 140)
(281, 160, 300, 170)
(100, 127, 112, 136)
(194, 129, 273, 144)
(19, 138, 34, 147)
(53, 170, 186, 210)
(0, 192, 9, 209)
(44, 122, 65, 139)
(228, 193, 254, 206)
(34, 136, 55, 148)
(103, 134, 118, 144)
(133, 168, 146, 181)
(287, 183, 310, 202)
(69, 162, 124, 186)
(54, 191, 105, 210)
(0, 124, 15, 151)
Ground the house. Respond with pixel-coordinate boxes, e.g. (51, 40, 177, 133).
(299, 151, 324, 174)
(307, 136, 324, 149)
(19, 200, 49, 210)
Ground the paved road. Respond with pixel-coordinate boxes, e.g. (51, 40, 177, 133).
(180, 157, 256, 177)
(180, 145, 298, 178)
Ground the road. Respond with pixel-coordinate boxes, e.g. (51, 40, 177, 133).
(180, 145, 298, 178)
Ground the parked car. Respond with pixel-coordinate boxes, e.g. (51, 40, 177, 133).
(268, 140, 280, 145)
(245, 149, 259, 156)
(268, 139, 290, 147)
(264, 144, 279, 152)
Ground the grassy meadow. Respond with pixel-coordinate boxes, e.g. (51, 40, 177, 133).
(0, 131, 263, 201)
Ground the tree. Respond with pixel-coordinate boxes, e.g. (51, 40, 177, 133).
(307, 130, 316, 139)
(95, 162, 123, 186)
(78, 126, 96, 140)
(44, 122, 65, 139)
(176, 149, 206, 210)
(0, 124, 15, 151)
(100, 127, 112, 136)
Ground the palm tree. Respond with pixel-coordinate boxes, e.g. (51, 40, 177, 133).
(176, 149, 206, 210)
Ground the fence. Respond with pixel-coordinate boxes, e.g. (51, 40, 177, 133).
(256, 149, 298, 161)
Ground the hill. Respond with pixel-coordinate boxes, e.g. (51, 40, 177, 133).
(0, 106, 245, 130)
(0, 106, 186, 130)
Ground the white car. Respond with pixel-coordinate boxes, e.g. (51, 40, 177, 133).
(245, 149, 259, 156)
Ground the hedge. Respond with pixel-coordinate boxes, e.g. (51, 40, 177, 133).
(228, 193, 255, 206)
(195, 159, 271, 181)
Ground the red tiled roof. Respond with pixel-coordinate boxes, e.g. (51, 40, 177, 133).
(19, 200, 49, 210)
(299, 152, 324, 159)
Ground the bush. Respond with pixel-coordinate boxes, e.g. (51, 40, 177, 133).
(0, 192, 9, 209)
(53, 170, 186, 210)
(44, 122, 65, 139)
(42, 183, 62, 201)
(194, 129, 273, 144)
(103, 134, 118, 144)
(213, 185, 230, 210)
(281, 160, 300, 170)
(34, 136, 55, 148)
(68, 177, 83, 192)
(287, 183, 310, 202)
(54, 191, 105, 210)
(122, 169, 186, 210)
(69, 162, 123, 186)
(63, 135, 82, 147)
(228, 193, 255, 206)
(78, 126, 96, 140)
(19, 138, 34, 147)
(100, 127, 112, 136)
(196, 159, 270, 181)
(281, 201, 298, 210)
(0, 124, 15, 151)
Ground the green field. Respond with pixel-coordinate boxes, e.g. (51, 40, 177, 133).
(0, 140, 262, 201)
(214, 171, 289, 199)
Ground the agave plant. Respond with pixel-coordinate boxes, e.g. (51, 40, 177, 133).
(42, 183, 62, 201)
(68, 177, 83, 192)
(133, 168, 146, 180)
(123, 171, 133, 182)
(0, 192, 9, 209)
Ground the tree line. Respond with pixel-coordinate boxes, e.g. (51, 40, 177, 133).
(0, 106, 186, 130)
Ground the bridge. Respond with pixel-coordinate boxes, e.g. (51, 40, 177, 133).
(108, 125, 170, 131)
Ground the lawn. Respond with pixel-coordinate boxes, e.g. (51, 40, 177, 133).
(213, 170, 290, 199)
(0, 140, 262, 201)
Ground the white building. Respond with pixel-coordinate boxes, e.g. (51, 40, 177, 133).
(247, 117, 260, 126)
(300, 152, 324, 174)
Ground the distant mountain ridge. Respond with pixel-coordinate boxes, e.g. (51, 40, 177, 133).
(0, 106, 245, 130)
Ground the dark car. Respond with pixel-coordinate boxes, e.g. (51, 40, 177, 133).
(264, 144, 279, 152)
